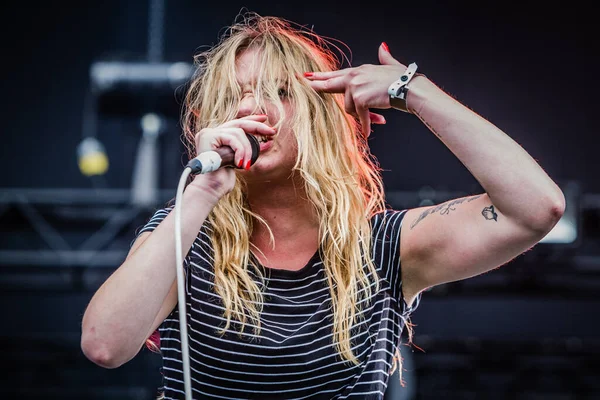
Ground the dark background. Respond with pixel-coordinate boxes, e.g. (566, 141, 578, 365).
(1, 1, 599, 399)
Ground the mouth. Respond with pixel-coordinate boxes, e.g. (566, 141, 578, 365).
(251, 134, 275, 144)
(255, 135, 274, 153)
(254, 135, 270, 143)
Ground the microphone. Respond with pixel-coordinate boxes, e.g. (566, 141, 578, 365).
(186, 133, 260, 175)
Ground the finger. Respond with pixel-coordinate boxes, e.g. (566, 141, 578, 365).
(303, 70, 347, 80)
(215, 128, 252, 168)
(195, 115, 268, 142)
(221, 119, 277, 136)
(344, 91, 357, 118)
(223, 128, 255, 167)
(238, 114, 268, 121)
(194, 127, 210, 149)
(306, 76, 347, 93)
(197, 128, 252, 167)
(356, 106, 371, 138)
(378, 42, 402, 66)
(369, 112, 386, 125)
(196, 129, 246, 168)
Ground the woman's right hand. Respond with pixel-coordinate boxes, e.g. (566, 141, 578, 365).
(188, 114, 276, 202)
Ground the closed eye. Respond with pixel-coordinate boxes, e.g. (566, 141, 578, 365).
(278, 87, 289, 98)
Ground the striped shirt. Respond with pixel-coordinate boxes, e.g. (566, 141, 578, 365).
(135, 207, 421, 399)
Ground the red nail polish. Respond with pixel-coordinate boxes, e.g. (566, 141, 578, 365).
(245, 160, 251, 170)
(381, 42, 389, 52)
(238, 159, 244, 168)
(303, 72, 313, 77)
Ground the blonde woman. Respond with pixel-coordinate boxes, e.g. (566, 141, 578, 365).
(81, 13, 565, 399)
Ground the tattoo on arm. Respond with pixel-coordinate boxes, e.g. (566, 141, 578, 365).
(481, 205, 498, 221)
(413, 109, 443, 140)
(410, 195, 482, 229)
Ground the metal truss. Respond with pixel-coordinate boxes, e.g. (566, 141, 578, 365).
(1, 184, 597, 266)
(1, 185, 598, 293)
(0, 188, 174, 268)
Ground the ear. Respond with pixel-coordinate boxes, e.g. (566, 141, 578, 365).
(378, 43, 402, 66)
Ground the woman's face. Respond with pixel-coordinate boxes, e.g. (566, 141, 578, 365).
(234, 47, 299, 182)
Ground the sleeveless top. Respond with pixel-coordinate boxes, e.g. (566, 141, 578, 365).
(134, 207, 421, 399)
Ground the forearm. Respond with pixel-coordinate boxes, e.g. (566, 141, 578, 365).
(406, 76, 565, 230)
(81, 185, 216, 366)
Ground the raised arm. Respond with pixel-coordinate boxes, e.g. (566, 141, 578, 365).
(304, 43, 565, 306)
(397, 72, 564, 305)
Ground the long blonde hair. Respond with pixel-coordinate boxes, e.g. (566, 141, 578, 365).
(182, 12, 391, 367)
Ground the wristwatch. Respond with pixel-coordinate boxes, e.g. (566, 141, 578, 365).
(388, 62, 418, 113)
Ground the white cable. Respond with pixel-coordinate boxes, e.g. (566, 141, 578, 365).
(174, 166, 193, 400)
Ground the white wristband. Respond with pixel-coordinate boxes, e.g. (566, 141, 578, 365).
(388, 62, 418, 112)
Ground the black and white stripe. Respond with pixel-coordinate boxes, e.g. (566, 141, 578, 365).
(135, 207, 420, 399)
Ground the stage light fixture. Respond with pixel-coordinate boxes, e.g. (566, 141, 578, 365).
(77, 137, 109, 177)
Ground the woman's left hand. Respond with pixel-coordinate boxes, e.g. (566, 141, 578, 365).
(304, 42, 407, 137)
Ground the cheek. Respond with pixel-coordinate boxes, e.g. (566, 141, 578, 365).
(262, 100, 295, 142)
(266, 100, 294, 126)
(279, 104, 296, 135)
(263, 103, 280, 124)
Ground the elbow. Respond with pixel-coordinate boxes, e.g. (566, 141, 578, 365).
(81, 331, 124, 369)
(527, 190, 566, 236)
(545, 189, 567, 231)
(550, 194, 566, 224)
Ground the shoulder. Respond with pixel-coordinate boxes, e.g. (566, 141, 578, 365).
(368, 209, 408, 263)
(370, 209, 408, 237)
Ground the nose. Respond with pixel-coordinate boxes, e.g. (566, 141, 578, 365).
(236, 93, 260, 118)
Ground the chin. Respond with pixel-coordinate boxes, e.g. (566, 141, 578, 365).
(244, 159, 296, 182)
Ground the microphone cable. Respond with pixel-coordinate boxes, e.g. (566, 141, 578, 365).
(173, 134, 260, 400)
(174, 166, 193, 400)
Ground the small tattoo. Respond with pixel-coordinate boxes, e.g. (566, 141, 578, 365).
(482, 205, 498, 221)
(410, 195, 482, 229)
(414, 109, 442, 139)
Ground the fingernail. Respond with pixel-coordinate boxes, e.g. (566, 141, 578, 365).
(238, 159, 244, 168)
(245, 160, 251, 170)
(303, 72, 313, 77)
(381, 42, 389, 52)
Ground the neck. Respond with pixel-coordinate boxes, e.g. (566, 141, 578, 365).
(245, 173, 319, 244)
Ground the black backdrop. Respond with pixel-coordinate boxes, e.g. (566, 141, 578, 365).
(2, 1, 598, 192)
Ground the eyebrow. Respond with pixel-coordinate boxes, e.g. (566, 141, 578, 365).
(236, 77, 290, 90)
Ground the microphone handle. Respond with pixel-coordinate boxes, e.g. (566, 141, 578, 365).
(187, 133, 260, 175)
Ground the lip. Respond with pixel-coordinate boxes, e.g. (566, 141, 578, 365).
(259, 139, 274, 153)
